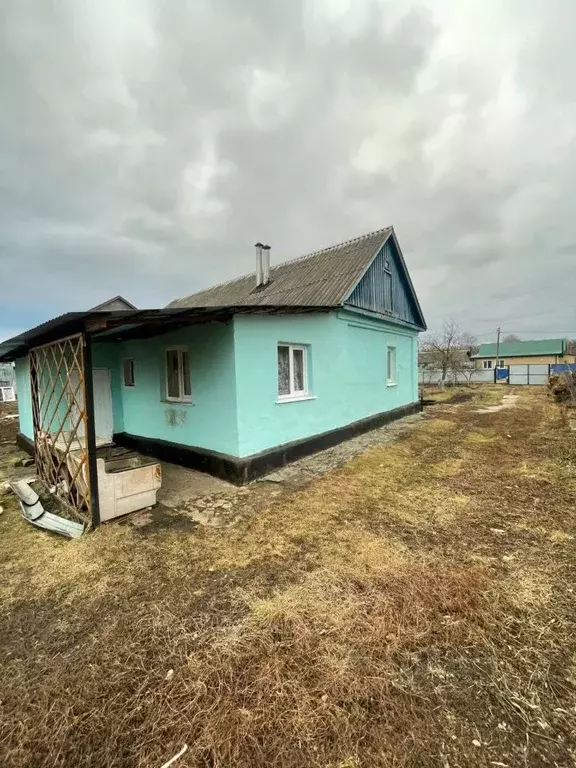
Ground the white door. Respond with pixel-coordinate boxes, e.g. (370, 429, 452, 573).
(69, 369, 113, 444)
(93, 369, 113, 443)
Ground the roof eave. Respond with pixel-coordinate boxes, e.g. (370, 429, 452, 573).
(0, 304, 340, 362)
(340, 304, 425, 331)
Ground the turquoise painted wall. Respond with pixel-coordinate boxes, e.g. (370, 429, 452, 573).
(112, 322, 239, 455)
(14, 355, 33, 439)
(232, 310, 418, 457)
(12, 310, 418, 460)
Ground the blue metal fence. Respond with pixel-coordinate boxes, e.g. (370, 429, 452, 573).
(551, 363, 576, 374)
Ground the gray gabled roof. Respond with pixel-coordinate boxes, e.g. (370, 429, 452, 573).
(168, 227, 392, 309)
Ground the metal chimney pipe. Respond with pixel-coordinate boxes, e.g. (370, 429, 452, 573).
(262, 244, 271, 285)
(255, 242, 264, 287)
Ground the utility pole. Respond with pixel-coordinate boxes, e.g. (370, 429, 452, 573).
(495, 326, 501, 383)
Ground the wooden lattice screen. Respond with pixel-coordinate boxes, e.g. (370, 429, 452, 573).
(29, 334, 92, 525)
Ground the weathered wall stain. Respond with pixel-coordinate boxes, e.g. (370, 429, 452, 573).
(165, 408, 187, 428)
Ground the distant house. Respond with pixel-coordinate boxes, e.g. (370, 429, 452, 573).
(418, 349, 436, 368)
(0, 362, 16, 402)
(1, 227, 426, 484)
(471, 339, 575, 369)
(0, 362, 15, 386)
(90, 296, 137, 312)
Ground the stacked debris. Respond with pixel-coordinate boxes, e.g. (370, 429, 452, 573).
(9, 479, 85, 538)
(549, 372, 576, 404)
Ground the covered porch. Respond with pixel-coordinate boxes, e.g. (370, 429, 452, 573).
(0, 306, 240, 528)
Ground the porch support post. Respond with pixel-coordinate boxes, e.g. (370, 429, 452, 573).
(83, 332, 101, 528)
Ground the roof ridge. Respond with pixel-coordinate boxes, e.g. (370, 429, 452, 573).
(169, 226, 391, 306)
(480, 337, 565, 345)
(274, 225, 391, 269)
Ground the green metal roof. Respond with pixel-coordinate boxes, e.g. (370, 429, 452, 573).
(471, 338, 565, 359)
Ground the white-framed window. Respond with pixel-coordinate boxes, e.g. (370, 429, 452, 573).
(497, 359, 506, 367)
(483, 360, 493, 369)
(123, 359, 135, 387)
(387, 346, 397, 385)
(277, 344, 308, 400)
(165, 348, 191, 402)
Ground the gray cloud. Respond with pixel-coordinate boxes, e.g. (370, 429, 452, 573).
(1, 0, 575, 341)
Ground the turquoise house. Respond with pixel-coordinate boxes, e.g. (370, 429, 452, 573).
(1, 227, 426, 488)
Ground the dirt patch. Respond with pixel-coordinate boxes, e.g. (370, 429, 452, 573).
(424, 391, 474, 406)
(474, 392, 519, 413)
(157, 461, 237, 506)
(445, 391, 473, 404)
(0, 406, 19, 443)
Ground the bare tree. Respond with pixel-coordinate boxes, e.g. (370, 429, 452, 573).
(420, 319, 477, 385)
(502, 333, 521, 342)
(451, 333, 479, 384)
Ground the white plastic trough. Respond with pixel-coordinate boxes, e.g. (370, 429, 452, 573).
(67, 450, 162, 522)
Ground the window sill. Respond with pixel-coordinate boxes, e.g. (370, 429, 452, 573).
(276, 394, 317, 404)
(387, 381, 398, 387)
(161, 399, 195, 406)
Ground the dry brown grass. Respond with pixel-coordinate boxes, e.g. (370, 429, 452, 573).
(421, 384, 458, 402)
(1, 386, 576, 767)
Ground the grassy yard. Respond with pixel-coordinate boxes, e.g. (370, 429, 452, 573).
(1, 387, 575, 767)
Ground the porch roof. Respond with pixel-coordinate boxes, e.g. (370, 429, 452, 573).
(0, 304, 335, 362)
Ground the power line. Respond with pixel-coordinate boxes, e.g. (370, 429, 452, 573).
(473, 330, 576, 337)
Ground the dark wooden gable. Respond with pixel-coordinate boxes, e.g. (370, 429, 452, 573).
(343, 234, 425, 330)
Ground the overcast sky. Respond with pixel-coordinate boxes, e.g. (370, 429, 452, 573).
(1, 0, 575, 344)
